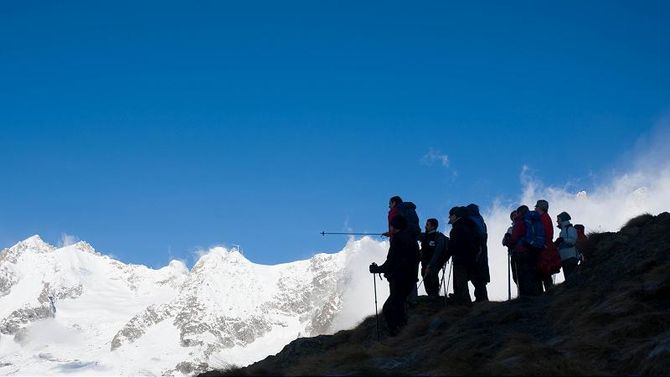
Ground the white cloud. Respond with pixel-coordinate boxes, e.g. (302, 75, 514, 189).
(352, 118, 670, 303)
(331, 237, 390, 332)
(482, 119, 670, 301)
(58, 233, 79, 247)
(421, 148, 450, 167)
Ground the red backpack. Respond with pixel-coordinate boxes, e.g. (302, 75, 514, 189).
(538, 242, 562, 276)
(574, 224, 587, 261)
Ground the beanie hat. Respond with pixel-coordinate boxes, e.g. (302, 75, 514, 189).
(390, 215, 407, 230)
(535, 200, 549, 212)
(557, 211, 571, 222)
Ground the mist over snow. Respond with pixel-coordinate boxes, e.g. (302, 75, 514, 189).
(0, 234, 390, 376)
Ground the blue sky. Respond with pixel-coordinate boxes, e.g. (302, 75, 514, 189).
(1, 1, 669, 267)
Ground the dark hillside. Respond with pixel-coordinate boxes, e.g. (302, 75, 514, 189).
(201, 212, 670, 376)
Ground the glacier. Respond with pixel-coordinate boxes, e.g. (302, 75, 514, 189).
(0, 235, 390, 376)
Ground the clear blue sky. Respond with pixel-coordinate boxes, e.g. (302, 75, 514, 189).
(1, 1, 669, 267)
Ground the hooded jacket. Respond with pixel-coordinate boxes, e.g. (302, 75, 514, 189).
(557, 221, 579, 260)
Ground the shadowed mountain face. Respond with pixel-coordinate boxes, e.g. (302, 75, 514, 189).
(203, 212, 670, 376)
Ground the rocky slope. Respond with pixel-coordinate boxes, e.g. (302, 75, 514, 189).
(204, 212, 670, 376)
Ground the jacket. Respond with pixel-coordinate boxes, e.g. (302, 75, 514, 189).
(447, 217, 479, 267)
(419, 230, 448, 270)
(540, 212, 554, 247)
(557, 221, 579, 260)
(509, 216, 528, 253)
(378, 230, 420, 282)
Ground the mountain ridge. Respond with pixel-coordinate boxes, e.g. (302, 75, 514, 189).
(203, 212, 670, 376)
(0, 234, 388, 376)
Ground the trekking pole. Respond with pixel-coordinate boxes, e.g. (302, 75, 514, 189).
(416, 273, 426, 292)
(373, 273, 380, 341)
(438, 262, 447, 296)
(321, 231, 383, 236)
(444, 262, 453, 305)
(508, 253, 512, 301)
(514, 257, 520, 297)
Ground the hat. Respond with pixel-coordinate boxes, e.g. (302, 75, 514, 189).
(390, 215, 407, 230)
(535, 199, 549, 211)
(557, 211, 571, 222)
(449, 206, 469, 219)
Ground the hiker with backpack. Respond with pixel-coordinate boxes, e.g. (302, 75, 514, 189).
(383, 195, 421, 306)
(383, 196, 421, 241)
(535, 199, 560, 292)
(369, 215, 420, 336)
(418, 218, 449, 297)
(466, 203, 489, 302)
(554, 211, 580, 280)
(383, 196, 402, 238)
(573, 224, 587, 263)
(508, 205, 542, 296)
(446, 206, 480, 305)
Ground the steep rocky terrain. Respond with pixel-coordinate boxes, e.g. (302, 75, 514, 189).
(203, 212, 670, 376)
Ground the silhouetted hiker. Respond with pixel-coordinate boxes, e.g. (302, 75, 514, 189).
(509, 205, 542, 296)
(466, 203, 489, 302)
(369, 215, 420, 336)
(383, 196, 402, 238)
(555, 211, 580, 280)
(383, 196, 420, 240)
(383, 195, 421, 306)
(573, 224, 588, 262)
(503, 210, 518, 287)
(418, 218, 448, 297)
(535, 199, 556, 291)
(446, 206, 480, 305)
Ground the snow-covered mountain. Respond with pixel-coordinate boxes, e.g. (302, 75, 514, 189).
(0, 235, 389, 376)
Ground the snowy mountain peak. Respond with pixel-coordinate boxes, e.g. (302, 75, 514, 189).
(167, 259, 188, 271)
(8, 235, 55, 253)
(68, 240, 97, 254)
(0, 236, 391, 376)
(192, 246, 250, 272)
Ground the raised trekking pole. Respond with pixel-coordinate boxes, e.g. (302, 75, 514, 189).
(508, 253, 512, 301)
(321, 231, 383, 236)
(373, 273, 380, 341)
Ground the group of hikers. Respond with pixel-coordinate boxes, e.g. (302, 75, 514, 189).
(368, 195, 586, 336)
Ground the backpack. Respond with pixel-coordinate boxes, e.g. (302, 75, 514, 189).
(435, 233, 450, 268)
(523, 210, 545, 250)
(574, 224, 587, 260)
(538, 242, 562, 276)
(397, 201, 421, 240)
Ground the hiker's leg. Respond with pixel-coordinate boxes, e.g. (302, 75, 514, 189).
(562, 257, 579, 280)
(425, 270, 440, 296)
(452, 264, 472, 305)
(473, 278, 488, 302)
